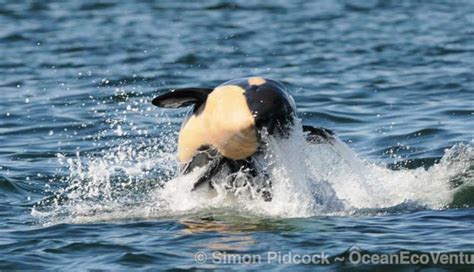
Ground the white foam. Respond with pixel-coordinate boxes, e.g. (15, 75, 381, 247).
(32, 120, 473, 225)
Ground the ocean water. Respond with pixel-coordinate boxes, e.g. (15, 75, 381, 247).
(1, 0, 473, 270)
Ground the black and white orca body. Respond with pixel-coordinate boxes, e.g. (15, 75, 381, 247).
(152, 77, 334, 200)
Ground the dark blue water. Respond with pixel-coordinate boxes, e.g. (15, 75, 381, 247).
(1, 0, 473, 270)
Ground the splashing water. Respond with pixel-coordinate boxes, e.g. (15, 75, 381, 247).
(32, 118, 473, 225)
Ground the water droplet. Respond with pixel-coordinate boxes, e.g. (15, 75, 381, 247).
(48, 130, 54, 136)
(116, 125, 124, 136)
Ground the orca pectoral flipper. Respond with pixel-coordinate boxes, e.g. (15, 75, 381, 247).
(190, 156, 224, 191)
(178, 146, 223, 191)
(302, 125, 335, 144)
(152, 88, 214, 109)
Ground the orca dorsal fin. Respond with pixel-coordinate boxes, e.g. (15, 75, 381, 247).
(152, 88, 214, 108)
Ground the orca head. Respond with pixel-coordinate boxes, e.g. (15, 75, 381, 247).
(151, 77, 296, 162)
(219, 77, 296, 137)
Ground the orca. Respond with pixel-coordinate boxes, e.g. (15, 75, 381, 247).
(152, 77, 334, 200)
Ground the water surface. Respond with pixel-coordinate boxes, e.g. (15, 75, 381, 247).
(1, 0, 473, 270)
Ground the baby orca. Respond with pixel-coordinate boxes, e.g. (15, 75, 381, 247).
(152, 77, 334, 200)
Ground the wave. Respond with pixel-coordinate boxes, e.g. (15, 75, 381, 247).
(32, 120, 473, 225)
